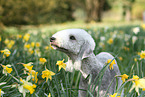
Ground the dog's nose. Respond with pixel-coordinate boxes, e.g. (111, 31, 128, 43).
(50, 37, 56, 42)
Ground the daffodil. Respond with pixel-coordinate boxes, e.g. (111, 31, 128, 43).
(31, 42, 35, 48)
(107, 38, 113, 45)
(48, 93, 51, 97)
(39, 58, 47, 64)
(1, 49, 11, 57)
(17, 34, 22, 39)
(4, 39, 9, 44)
(1, 64, 12, 76)
(24, 44, 31, 49)
(4, 39, 15, 49)
(36, 42, 40, 47)
(99, 42, 105, 48)
(132, 27, 140, 34)
(132, 36, 138, 44)
(44, 46, 49, 50)
(134, 58, 137, 62)
(17, 78, 36, 97)
(141, 24, 145, 30)
(120, 74, 129, 83)
(129, 75, 145, 95)
(0, 36, 1, 42)
(7, 40, 15, 49)
(23, 33, 30, 42)
(56, 59, 66, 71)
(140, 50, 145, 59)
(118, 57, 123, 61)
(28, 70, 38, 83)
(45, 45, 54, 50)
(28, 48, 34, 54)
(42, 69, 55, 82)
(0, 89, 4, 97)
(22, 62, 33, 73)
(107, 59, 116, 70)
(35, 49, 41, 57)
(110, 93, 120, 97)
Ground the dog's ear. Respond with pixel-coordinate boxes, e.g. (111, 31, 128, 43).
(78, 39, 95, 60)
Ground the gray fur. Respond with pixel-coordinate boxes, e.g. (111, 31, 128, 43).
(50, 29, 123, 97)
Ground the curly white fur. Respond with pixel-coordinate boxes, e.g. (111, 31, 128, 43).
(50, 29, 123, 97)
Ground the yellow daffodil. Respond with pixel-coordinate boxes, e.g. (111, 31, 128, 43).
(140, 50, 145, 59)
(28, 70, 38, 83)
(107, 59, 116, 70)
(134, 58, 137, 62)
(28, 48, 34, 54)
(24, 44, 31, 49)
(141, 24, 145, 30)
(17, 34, 22, 39)
(56, 59, 66, 71)
(0, 89, 1, 97)
(1, 64, 12, 76)
(44, 46, 49, 50)
(129, 75, 145, 95)
(118, 57, 123, 61)
(0, 89, 4, 97)
(31, 42, 35, 48)
(1, 49, 11, 57)
(110, 93, 120, 97)
(7, 40, 15, 49)
(42, 69, 55, 82)
(4, 39, 9, 44)
(107, 38, 113, 45)
(23, 33, 30, 42)
(132, 75, 139, 80)
(0, 36, 1, 42)
(18, 78, 36, 97)
(22, 62, 33, 73)
(39, 58, 47, 64)
(120, 74, 129, 83)
(4, 39, 15, 49)
(36, 42, 40, 47)
(45, 45, 54, 50)
(48, 93, 51, 97)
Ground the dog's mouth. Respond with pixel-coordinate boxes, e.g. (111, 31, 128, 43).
(50, 43, 69, 52)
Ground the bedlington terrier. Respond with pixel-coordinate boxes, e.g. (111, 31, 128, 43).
(50, 29, 123, 97)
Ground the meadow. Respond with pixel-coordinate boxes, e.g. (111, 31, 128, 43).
(0, 22, 145, 97)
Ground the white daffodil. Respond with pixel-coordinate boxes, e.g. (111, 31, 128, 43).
(132, 36, 138, 44)
(133, 27, 140, 34)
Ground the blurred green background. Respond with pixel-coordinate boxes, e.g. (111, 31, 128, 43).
(0, 0, 145, 97)
(0, 0, 145, 26)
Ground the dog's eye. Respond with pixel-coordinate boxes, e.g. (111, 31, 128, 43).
(70, 35, 76, 40)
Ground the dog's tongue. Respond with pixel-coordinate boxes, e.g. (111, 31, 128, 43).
(50, 43, 57, 50)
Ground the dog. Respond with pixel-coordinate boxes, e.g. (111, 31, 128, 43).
(50, 29, 123, 97)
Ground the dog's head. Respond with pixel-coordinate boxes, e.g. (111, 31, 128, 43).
(50, 29, 95, 60)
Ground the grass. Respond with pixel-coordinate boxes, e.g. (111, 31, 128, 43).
(0, 21, 145, 97)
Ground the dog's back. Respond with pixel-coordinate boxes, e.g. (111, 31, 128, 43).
(96, 52, 123, 96)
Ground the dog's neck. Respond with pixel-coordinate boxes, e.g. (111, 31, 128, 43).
(66, 53, 102, 78)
